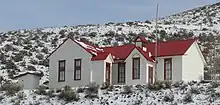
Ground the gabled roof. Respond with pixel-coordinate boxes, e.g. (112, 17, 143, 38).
(47, 37, 104, 59)
(102, 44, 135, 60)
(91, 52, 110, 61)
(48, 36, 197, 62)
(134, 35, 149, 43)
(73, 39, 103, 56)
(102, 44, 155, 62)
(136, 47, 155, 62)
(147, 39, 196, 57)
(13, 71, 44, 79)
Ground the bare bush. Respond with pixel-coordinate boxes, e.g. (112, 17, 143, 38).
(121, 85, 133, 94)
(85, 82, 99, 99)
(0, 82, 21, 96)
(58, 85, 79, 102)
(183, 93, 193, 103)
(163, 93, 174, 102)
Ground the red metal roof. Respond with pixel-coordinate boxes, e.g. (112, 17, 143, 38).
(48, 37, 196, 62)
(136, 47, 155, 62)
(147, 39, 196, 57)
(91, 52, 110, 61)
(102, 44, 155, 62)
(102, 44, 135, 60)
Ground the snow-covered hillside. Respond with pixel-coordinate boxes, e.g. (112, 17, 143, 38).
(0, 2, 219, 85)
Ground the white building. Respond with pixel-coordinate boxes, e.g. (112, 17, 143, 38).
(47, 36, 206, 89)
(14, 71, 43, 89)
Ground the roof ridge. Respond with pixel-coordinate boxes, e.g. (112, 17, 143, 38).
(149, 38, 196, 44)
(101, 44, 134, 48)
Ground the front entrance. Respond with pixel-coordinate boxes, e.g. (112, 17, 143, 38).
(106, 63, 111, 83)
(118, 62, 125, 83)
(148, 66, 153, 84)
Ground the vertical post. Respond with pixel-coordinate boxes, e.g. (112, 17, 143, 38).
(154, 4, 159, 82)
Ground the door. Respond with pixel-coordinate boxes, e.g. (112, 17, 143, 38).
(118, 62, 125, 83)
(106, 63, 111, 83)
(148, 66, 153, 84)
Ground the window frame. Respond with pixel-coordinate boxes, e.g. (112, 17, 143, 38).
(118, 62, 126, 83)
(58, 60, 65, 82)
(132, 57, 140, 79)
(164, 58, 172, 80)
(74, 59, 82, 80)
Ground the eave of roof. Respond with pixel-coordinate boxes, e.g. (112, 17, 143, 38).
(13, 71, 44, 79)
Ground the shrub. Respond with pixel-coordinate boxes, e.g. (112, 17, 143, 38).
(5, 60, 17, 70)
(190, 87, 200, 94)
(58, 86, 79, 102)
(0, 95, 4, 101)
(7, 69, 16, 79)
(0, 82, 21, 96)
(39, 60, 49, 67)
(85, 83, 99, 99)
(183, 93, 193, 103)
(27, 65, 36, 71)
(188, 81, 197, 86)
(46, 90, 55, 98)
(41, 47, 49, 54)
(163, 93, 174, 102)
(100, 82, 110, 90)
(107, 85, 114, 91)
(17, 92, 26, 99)
(35, 85, 47, 95)
(30, 59, 38, 65)
(210, 82, 220, 88)
(162, 81, 172, 89)
(148, 81, 163, 90)
(209, 91, 220, 102)
(76, 87, 85, 93)
(135, 84, 144, 92)
(13, 54, 23, 62)
(4, 44, 17, 52)
(180, 83, 188, 90)
(36, 54, 44, 60)
(121, 85, 133, 94)
(172, 81, 184, 88)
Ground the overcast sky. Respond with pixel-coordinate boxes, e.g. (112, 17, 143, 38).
(0, 0, 219, 32)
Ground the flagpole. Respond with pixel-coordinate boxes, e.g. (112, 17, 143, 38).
(154, 4, 159, 82)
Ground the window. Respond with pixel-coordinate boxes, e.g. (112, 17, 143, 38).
(132, 58, 140, 79)
(118, 63, 125, 83)
(58, 60, 65, 82)
(74, 59, 81, 80)
(164, 58, 172, 80)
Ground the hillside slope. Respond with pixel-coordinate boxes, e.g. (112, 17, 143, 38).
(0, 2, 220, 84)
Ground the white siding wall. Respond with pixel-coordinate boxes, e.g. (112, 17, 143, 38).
(17, 74, 40, 89)
(156, 56, 183, 82)
(125, 48, 154, 85)
(91, 61, 104, 84)
(182, 42, 204, 81)
(91, 54, 113, 84)
(49, 39, 92, 89)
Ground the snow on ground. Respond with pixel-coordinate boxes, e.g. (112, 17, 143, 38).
(0, 82, 220, 105)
